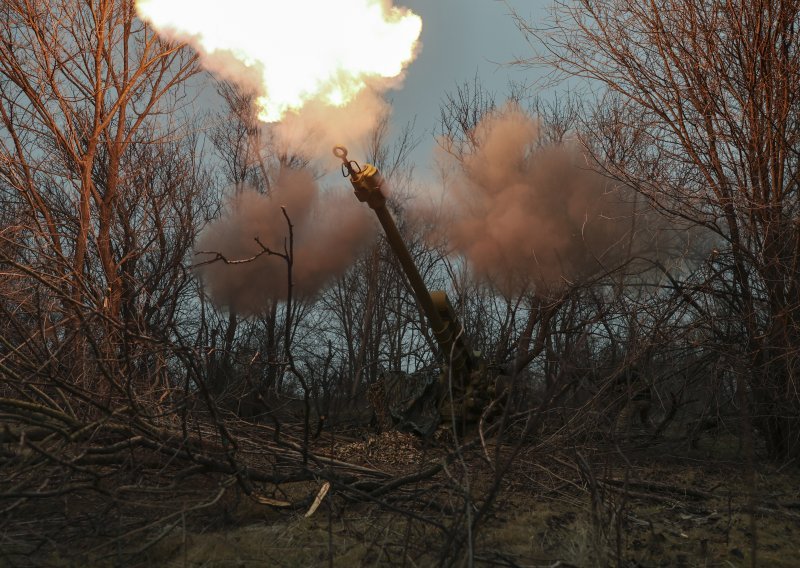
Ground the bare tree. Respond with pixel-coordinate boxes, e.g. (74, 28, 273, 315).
(0, 0, 202, 390)
(513, 0, 800, 458)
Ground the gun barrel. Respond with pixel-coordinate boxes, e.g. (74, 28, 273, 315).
(334, 146, 476, 374)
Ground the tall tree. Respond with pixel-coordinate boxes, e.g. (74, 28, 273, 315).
(0, 0, 203, 395)
(514, 0, 800, 457)
(0, 0, 199, 317)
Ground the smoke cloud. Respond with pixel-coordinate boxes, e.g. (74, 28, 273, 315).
(429, 106, 644, 297)
(136, 0, 421, 159)
(195, 169, 375, 314)
(270, 88, 393, 161)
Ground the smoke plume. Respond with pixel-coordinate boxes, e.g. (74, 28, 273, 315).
(431, 106, 643, 297)
(195, 169, 375, 314)
(136, 0, 421, 158)
(270, 88, 393, 161)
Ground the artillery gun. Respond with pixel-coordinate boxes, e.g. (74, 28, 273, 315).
(333, 146, 502, 435)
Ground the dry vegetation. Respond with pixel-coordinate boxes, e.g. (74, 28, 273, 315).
(4, 413, 798, 567)
(2, 0, 800, 566)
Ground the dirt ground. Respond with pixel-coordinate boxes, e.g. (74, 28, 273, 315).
(140, 433, 800, 567)
(4, 427, 799, 567)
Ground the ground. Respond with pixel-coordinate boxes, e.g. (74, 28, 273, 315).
(4, 426, 799, 567)
(137, 433, 800, 566)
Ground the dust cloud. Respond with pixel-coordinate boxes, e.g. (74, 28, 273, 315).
(195, 169, 376, 314)
(429, 106, 644, 297)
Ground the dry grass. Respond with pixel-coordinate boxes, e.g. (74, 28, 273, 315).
(95, 450, 800, 567)
(4, 418, 800, 568)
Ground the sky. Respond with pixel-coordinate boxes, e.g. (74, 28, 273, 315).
(162, 0, 550, 179)
(381, 0, 547, 175)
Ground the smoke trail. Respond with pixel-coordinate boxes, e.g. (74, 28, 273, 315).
(195, 169, 375, 313)
(432, 105, 643, 297)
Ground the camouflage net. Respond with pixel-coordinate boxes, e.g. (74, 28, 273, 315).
(369, 370, 441, 436)
(333, 431, 423, 466)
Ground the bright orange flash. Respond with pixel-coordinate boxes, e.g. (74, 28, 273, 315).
(136, 0, 422, 122)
